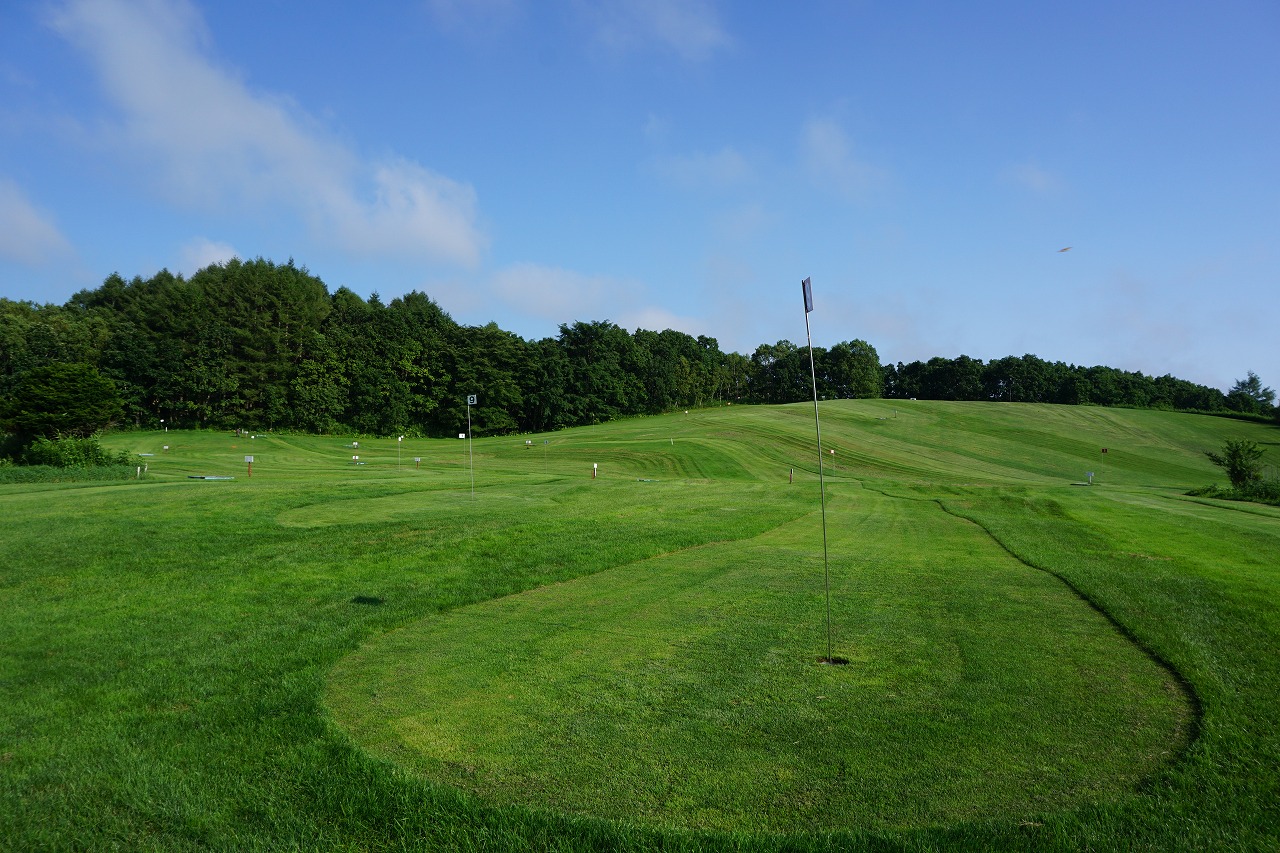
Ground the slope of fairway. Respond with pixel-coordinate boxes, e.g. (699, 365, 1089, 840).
(326, 483, 1192, 833)
(2, 401, 1275, 851)
(108, 399, 1250, 489)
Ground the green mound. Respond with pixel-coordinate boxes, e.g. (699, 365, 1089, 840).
(326, 484, 1192, 833)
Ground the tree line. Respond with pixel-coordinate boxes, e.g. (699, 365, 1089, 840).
(1, 257, 1272, 445)
(0, 258, 879, 440)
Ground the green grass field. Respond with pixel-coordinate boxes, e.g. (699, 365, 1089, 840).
(2, 401, 1277, 850)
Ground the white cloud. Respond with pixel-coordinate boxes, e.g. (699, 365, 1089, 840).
(177, 237, 238, 277)
(643, 112, 671, 144)
(329, 159, 482, 263)
(654, 146, 752, 189)
(615, 305, 707, 337)
(0, 178, 73, 266)
(801, 117, 885, 201)
(49, 0, 486, 267)
(588, 0, 731, 61)
(427, 0, 523, 33)
(490, 262, 622, 322)
(1004, 160, 1063, 194)
(489, 261, 705, 333)
(712, 202, 772, 242)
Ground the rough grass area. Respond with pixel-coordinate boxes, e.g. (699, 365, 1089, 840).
(1, 401, 1277, 851)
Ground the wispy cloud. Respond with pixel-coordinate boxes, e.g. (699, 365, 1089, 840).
(177, 237, 238, 277)
(801, 117, 885, 201)
(643, 112, 672, 144)
(653, 146, 752, 189)
(488, 261, 704, 334)
(49, 0, 486, 267)
(426, 0, 524, 38)
(490, 262, 629, 323)
(0, 178, 73, 266)
(711, 202, 772, 242)
(1003, 159, 1063, 194)
(615, 305, 707, 336)
(587, 0, 731, 61)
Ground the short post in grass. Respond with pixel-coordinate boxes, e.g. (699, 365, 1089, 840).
(802, 276, 837, 665)
(467, 395, 477, 499)
(398, 435, 403, 471)
(245, 455, 253, 477)
(1101, 447, 1107, 482)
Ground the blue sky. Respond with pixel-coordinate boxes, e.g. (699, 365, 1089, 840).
(1, 1, 1276, 391)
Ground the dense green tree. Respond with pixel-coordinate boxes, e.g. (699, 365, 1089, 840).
(557, 320, 644, 424)
(291, 331, 348, 433)
(911, 355, 983, 401)
(749, 340, 809, 403)
(633, 328, 722, 412)
(818, 339, 882, 399)
(520, 337, 572, 432)
(0, 363, 123, 441)
(384, 291, 456, 433)
(1226, 371, 1275, 415)
(1206, 439, 1266, 491)
(721, 351, 751, 403)
(188, 258, 332, 427)
(448, 322, 526, 435)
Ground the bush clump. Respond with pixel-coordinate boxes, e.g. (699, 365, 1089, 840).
(20, 436, 132, 468)
(0, 463, 138, 484)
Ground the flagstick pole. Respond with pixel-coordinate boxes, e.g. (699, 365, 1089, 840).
(803, 278, 833, 663)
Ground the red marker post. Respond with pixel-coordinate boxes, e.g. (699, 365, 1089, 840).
(245, 455, 253, 477)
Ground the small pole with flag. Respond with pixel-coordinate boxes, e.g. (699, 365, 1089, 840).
(802, 277, 836, 664)
(467, 395, 477, 499)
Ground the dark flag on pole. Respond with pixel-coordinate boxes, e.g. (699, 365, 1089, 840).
(800, 274, 839, 664)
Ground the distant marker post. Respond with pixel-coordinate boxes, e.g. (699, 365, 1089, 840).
(466, 395, 477, 499)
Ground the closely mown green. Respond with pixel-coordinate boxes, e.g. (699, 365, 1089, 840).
(1, 401, 1277, 851)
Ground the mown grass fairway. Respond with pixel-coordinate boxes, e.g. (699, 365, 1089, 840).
(2, 402, 1278, 850)
(328, 486, 1189, 833)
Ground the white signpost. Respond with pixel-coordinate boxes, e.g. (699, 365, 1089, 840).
(245, 455, 254, 477)
(466, 395, 477, 499)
